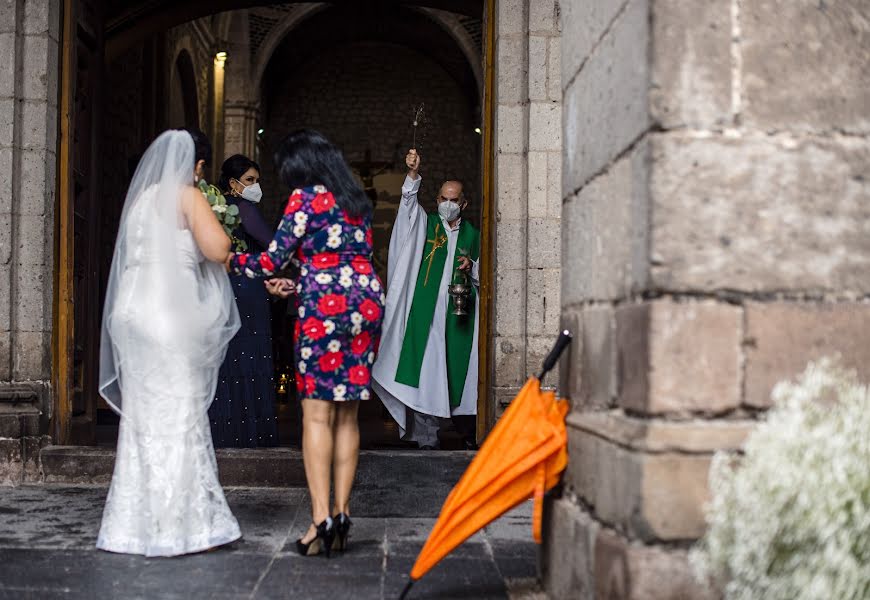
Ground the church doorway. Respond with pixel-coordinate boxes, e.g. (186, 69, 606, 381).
(53, 0, 494, 450)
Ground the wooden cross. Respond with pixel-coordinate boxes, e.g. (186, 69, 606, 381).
(423, 223, 448, 286)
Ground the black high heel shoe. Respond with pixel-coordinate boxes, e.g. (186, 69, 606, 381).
(332, 513, 352, 552)
(296, 518, 335, 557)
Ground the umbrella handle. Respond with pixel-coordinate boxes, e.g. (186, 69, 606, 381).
(537, 330, 573, 383)
(399, 580, 415, 600)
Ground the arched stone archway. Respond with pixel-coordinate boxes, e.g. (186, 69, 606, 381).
(169, 49, 200, 128)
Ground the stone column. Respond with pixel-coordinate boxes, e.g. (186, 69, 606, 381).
(492, 0, 562, 418)
(0, 0, 60, 483)
(547, 0, 869, 598)
(221, 10, 259, 160)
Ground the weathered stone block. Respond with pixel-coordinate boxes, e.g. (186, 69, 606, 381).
(527, 151, 548, 217)
(22, 34, 50, 101)
(542, 498, 597, 600)
(528, 334, 561, 384)
(496, 153, 525, 221)
(563, 0, 650, 191)
(558, 308, 581, 402)
(0, 330, 10, 381)
(496, 218, 525, 271)
(495, 269, 525, 337)
(578, 305, 615, 411)
(494, 335, 526, 388)
(21, 99, 57, 150)
(572, 411, 755, 454)
(0, 33, 15, 98)
(650, 0, 732, 128)
(15, 213, 50, 267)
(742, 0, 870, 133)
(0, 98, 12, 148)
(12, 330, 50, 380)
(616, 298, 742, 415)
(528, 218, 560, 269)
(561, 0, 632, 90)
(18, 149, 52, 216)
(528, 36, 549, 101)
(529, 101, 561, 152)
(497, 0, 526, 37)
(548, 36, 561, 102)
(0, 147, 12, 212)
(0, 438, 22, 486)
(744, 301, 870, 407)
(0, 403, 40, 438)
(594, 529, 719, 600)
(530, 0, 558, 33)
(497, 36, 526, 105)
(527, 267, 561, 336)
(547, 151, 561, 217)
(13, 259, 50, 332)
(24, 0, 52, 36)
(0, 212, 10, 265)
(649, 133, 870, 293)
(0, 264, 10, 332)
(562, 139, 649, 303)
(567, 421, 713, 541)
(21, 435, 48, 482)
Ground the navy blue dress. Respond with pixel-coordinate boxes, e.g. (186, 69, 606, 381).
(209, 198, 279, 447)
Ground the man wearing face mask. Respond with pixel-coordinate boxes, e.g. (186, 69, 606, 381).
(373, 149, 480, 450)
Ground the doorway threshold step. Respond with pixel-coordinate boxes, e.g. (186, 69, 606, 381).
(39, 446, 475, 487)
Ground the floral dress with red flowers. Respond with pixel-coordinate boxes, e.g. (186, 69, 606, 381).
(229, 185, 384, 402)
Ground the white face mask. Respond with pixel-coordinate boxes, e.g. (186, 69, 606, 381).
(238, 181, 263, 203)
(438, 200, 461, 222)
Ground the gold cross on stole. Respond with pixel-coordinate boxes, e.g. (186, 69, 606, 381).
(422, 223, 448, 286)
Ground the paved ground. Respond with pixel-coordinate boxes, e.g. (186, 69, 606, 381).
(0, 484, 542, 600)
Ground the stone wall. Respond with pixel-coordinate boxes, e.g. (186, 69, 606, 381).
(492, 0, 562, 416)
(0, 0, 60, 483)
(547, 0, 870, 598)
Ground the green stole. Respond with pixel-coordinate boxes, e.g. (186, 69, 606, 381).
(395, 213, 480, 408)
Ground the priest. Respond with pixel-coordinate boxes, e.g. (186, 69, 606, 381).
(373, 149, 479, 450)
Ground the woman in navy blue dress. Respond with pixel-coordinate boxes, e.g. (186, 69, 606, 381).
(209, 155, 279, 447)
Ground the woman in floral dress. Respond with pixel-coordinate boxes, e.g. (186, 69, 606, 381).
(228, 130, 383, 557)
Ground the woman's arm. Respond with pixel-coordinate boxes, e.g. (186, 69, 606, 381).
(237, 200, 275, 249)
(182, 186, 231, 262)
(230, 190, 309, 279)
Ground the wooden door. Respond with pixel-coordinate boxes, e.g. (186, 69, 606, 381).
(54, 0, 104, 445)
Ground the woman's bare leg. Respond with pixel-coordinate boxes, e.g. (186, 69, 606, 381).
(300, 398, 335, 543)
(332, 400, 360, 516)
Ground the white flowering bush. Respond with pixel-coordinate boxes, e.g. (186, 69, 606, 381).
(691, 358, 870, 600)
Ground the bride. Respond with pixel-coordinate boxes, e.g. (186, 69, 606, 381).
(96, 129, 242, 556)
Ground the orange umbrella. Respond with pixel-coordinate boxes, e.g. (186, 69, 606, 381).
(399, 331, 573, 599)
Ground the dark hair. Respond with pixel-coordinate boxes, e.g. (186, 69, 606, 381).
(179, 127, 212, 167)
(274, 129, 371, 217)
(218, 154, 261, 194)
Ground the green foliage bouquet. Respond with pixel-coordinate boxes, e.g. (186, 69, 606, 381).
(198, 179, 247, 251)
(691, 358, 870, 600)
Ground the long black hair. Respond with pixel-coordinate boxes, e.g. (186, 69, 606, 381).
(179, 127, 212, 167)
(274, 129, 371, 217)
(218, 154, 261, 194)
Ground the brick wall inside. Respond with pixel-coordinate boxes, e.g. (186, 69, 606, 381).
(257, 40, 481, 230)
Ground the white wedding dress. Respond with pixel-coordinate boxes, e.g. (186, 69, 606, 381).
(96, 131, 241, 557)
